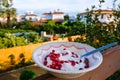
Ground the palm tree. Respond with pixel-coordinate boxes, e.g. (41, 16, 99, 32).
(0, 0, 16, 28)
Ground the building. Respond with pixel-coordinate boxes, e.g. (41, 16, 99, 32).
(41, 11, 64, 23)
(17, 11, 41, 22)
(80, 10, 115, 24)
(80, 9, 119, 32)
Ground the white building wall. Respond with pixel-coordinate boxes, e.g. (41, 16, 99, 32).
(16, 16, 21, 22)
(81, 13, 115, 24)
(44, 15, 52, 20)
(25, 16, 36, 20)
(52, 14, 64, 20)
(98, 14, 115, 24)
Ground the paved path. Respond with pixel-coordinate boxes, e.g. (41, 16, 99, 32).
(0, 64, 46, 80)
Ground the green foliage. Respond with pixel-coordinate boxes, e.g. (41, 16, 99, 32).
(20, 69, 37, 80)
(0, 33, 28, 49)
(15, 37, 27, 46)
(0, 29, 44, 49)
(0, 29, 33, 37)
(42, 20, 55, 34)
(0, 63, 5, 68)
(19, 20, 32, 30)
(64, 14, 69, 21)
(26, 32, 42, 43)
(33, 36, 44, 43)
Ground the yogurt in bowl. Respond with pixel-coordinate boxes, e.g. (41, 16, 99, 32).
(43, 48, 89, 71)
(32, 42, 103, 79)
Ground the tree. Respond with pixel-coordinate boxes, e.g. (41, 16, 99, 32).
(0, 0, 16, 28)
(76, 13, 81, 24)
(42, 20, 55, 34)
(64, 14, 69, 21)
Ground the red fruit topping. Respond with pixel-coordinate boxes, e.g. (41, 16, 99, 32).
(52, 61, 56, 65)
(63, 48, 66, 50)
(70, 60, 76, 66)
(84, 58, 89, 64)
(84, 64, 89, 68)
(71, 53, 78, 58)
(79, 68, 83, 70)
(45, 57, 47, 60)
(55, 54, 60, 58)
(62, 52, 69, 56)
(84, 58, 89, 68)
(75, 54, 78, 58)
(55, 65, 62, 70)
(52, 50, 55, 53)
(76, 62, 79, 64)
(72, 52, 74, 55)
(43, 49, 90, 70)
(80, 60, 82, 63)
(44, 61, 47, 65)
(64, 61, 69, 63)
(60, 60, 64, 64)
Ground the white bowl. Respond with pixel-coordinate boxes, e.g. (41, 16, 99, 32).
(32, 42, 103, 79)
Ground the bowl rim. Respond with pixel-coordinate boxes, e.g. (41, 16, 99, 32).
(32, 42, 103, 74)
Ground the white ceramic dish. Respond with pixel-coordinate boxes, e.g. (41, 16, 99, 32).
(32, 42, 103, 79)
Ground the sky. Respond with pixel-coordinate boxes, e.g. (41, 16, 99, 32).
(13, 0, 120, 16)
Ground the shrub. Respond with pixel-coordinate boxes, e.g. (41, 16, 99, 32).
(19, 69, 37, 80)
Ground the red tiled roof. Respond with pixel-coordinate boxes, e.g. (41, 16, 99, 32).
(52, 12, 64, 14)
(25, 14, 37, 16)
(20, 15, 25, 18)
(20, 14, 38, 18)
(32, 21, 41, 25)
(43, 11, 64, 15)
(41, 19, 48, 23)
(41, 19, 64, 23)
(53, 19, 64, 22)
(80, 9, 114, 15)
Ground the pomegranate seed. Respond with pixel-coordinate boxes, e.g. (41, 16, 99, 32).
(64, 61, 69, 63)
(79, 68, 83, 70)
(44, 61, 47, 65)
(84, 64, 89, 68)
(52, 61, 56, 65)
(52, 50, 55, 53)
(80, 60, 82, 63)
(60, 60, 64, 64)
(72, 52, 74, 55)
(84, 58, 89, 64)
(56, 65, 62, 70)
(70, 61, 76, 66)
(75, 54, 78, 58)
(44, 57, 47, 60)
(62, 52, 69, 56)
(76, 62, 79, 64)
(63, 48, 66, 50)
(55, 54, 60, 58)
